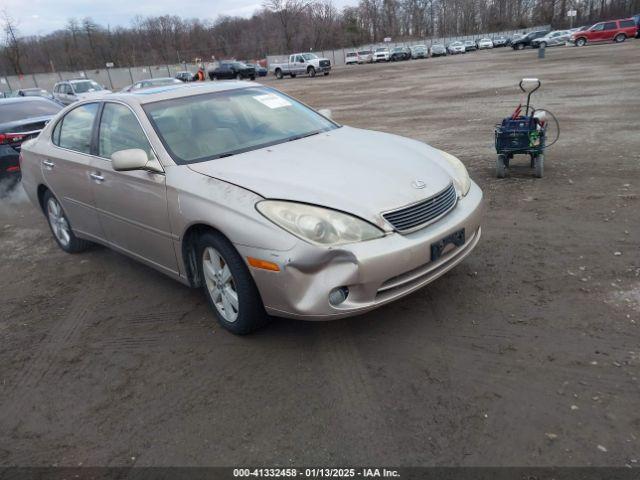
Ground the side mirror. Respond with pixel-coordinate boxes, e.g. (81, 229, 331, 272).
(112, 149, 163, 173)
(318, 108, 332, 119)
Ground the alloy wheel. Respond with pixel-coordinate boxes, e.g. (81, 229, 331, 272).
(202, 246, 239, 323)
(47, 197, 71, 247)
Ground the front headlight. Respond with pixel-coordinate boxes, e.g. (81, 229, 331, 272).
(437, 150, 471, 196)
(257, 201, 384, 246)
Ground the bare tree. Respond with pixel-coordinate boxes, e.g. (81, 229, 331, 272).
(264, 0, 316, 51)
(1, 9, 23, 75)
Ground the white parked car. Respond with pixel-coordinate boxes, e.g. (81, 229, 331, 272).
(53, 79, 111, 106)
(345, 52, 358, 65)
(373, 47, 390, 62)
(477, 38, 494, 49)
(357, 50, 374, 63)
(447, 42, 466, 54)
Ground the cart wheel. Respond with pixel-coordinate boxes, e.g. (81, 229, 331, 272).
(496, 154, 507, 178)
(534, 154, 544, 178)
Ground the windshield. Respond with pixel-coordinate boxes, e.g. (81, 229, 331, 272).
(144, 87, 338, 164)
(0, 99, 62, 123)
(451, 42, 462, 46)
(71, 80, 103, 93)
(301, 53, 318, 61)
(375, 48, 387, 52)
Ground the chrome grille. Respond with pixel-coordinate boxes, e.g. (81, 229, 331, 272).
(382, 183, 457, 233)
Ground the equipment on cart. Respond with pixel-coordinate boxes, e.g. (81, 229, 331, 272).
(494, 78, 559, 178)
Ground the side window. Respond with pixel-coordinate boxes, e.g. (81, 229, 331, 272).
(592, 24, 604, 31)
(603, 22, 617, 30)
(295, 55, 304, 63)
(56, 103, 99, 154)
(98, 103, 154, 160)
(620, 20, 635, 28)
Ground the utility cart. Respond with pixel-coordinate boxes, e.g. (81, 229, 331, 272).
(495, 78, 549, 178)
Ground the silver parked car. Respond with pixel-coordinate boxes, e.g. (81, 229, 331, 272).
(120, 77, 183, 92)
(53, 79, 111, 105)
(531, 30, 571, 48)
(20, 82, 483, 334)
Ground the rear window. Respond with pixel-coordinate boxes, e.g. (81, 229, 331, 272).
(620, 20, 635, 28)
(0, 99, 62, 123)
(346, 53, 357, 57)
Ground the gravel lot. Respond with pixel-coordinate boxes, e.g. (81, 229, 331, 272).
(1, 42, 639, 467)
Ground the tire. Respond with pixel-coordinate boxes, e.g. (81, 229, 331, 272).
(323, 71, 329, 76)
(539, 41, 547, 48)
(576, 37, 586, 47)
(250, 76, 256, 81)
(275, 69, 283, 80)
(290, 73, 297, 78)
(43, 190, 90, 253)
(614, 33, 626, 43)
(534, 154, 544, 178)
(211, 75, 217, 81)
(208, 73, 214, 81)
(236, 73, 242, 80)
(308, 66, 316, 77)
(197, 231, 270, 335)
(516, 43, 524, 50)
(496, 154, 507, 179)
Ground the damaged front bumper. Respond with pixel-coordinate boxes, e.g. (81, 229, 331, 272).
(238, 182, 484, 320)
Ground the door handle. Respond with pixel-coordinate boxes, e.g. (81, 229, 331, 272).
(90, 172, 105, 183)
(42, 160, 55, 169)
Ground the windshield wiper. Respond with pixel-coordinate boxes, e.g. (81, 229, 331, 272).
(287, 131, 320, 142)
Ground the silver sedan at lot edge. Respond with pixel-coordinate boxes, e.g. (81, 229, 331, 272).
(20, 82, 483, 334)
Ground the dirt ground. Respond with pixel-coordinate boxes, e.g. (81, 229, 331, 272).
(1, 42, 639, 468)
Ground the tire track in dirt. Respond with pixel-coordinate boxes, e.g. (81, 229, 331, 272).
(1, 270, 117, 438)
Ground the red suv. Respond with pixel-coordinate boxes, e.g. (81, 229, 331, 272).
(571, 18, 637, 46)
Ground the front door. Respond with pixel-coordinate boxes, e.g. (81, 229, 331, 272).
(91, 102, 178, 275)
(44, 102, 104, 239)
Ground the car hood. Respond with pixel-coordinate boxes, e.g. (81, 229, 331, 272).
(187, 126, 455, 230)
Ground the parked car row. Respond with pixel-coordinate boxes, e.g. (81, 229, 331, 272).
(511, 16, 638, 51)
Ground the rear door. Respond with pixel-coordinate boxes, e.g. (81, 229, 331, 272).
(602, 21, 618, 40)
(44, 102, 104, 239)
(90, 101, 178, 274)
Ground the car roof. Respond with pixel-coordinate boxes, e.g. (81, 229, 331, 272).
(108, 80, 256, 105)
(0, 96, 56, 105)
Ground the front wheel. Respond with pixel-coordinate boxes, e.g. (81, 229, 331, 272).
(539, 41, 547, 48)
(496, 154, 507, 179)
(534, 154, 544, 178)
(307, 66, 316, 77)
(516, 43, 524, 50)
(43, 190, 90, 253)
(198, 232, 270, 335)
(614, 33, 626, 43)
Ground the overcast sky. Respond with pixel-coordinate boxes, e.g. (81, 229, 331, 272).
(4, 0, 358, 36)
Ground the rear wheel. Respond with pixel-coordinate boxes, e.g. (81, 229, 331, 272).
(198, 232, 270, 335)
(539, 41, 547, 48)
(43, 190, 90, 253)
(534, 154, 544, 178)
(496, 154, 507, 178)
(576, 37, 587, 47)
(275, 69, 283, 80)
(516, 43, 524, 50)
(307, 66, 316, 77)
(614, 33, 626, 43)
